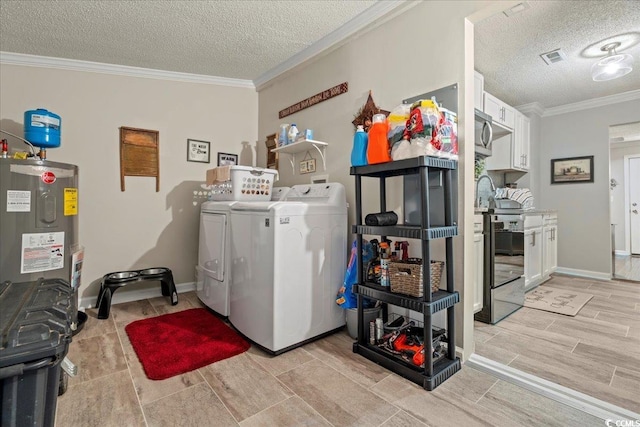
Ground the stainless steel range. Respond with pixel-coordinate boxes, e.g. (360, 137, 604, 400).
(475, 210, 525, 324)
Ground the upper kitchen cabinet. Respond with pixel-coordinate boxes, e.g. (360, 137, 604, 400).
(483, 92, 516, 130)
(485, 110, 530, 172)
(474, 71, 484, 111)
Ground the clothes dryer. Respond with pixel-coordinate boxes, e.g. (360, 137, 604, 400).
(196, 187, 289, 316)
(229, 183, 347, 354)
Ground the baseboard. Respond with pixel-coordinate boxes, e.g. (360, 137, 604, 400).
(79, 281, 196, 310)
(614, 250, 631, 256)
(466, 354, 640, 422)
(554, 267, 611, 281)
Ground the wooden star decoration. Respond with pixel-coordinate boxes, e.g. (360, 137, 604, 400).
(352, 91, 390, 132)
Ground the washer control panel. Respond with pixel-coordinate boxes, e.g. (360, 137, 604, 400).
(286, 183, 345, 205)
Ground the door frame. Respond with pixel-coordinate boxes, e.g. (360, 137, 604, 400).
(625, 154, 640, 255)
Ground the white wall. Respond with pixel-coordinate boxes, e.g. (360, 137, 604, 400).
(610, 142, 640, 253)
(538, 99, 640, 276)
(257, 0, 498, 358)
(0, 64, 258, 303)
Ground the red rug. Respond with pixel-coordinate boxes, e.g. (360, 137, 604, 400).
(125, 308, 250, 380)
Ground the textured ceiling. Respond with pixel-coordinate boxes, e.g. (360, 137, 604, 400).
(610, 121, 640, 143)
(475, 0, 640, 110)
(0, 0, 377, 81)
(2, 1, 639, 109)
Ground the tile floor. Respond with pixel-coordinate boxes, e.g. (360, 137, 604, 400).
(474, 275, 640, 413)
(55, 290, 608, 426)
(614, 254, 640, 282)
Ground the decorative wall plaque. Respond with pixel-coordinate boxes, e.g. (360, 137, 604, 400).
(119, 127, 159, 192)
(279, 82, 348, 119)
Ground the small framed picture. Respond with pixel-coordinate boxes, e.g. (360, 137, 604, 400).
(218, 152, 238, 166)
(551, 155, 594, 184)
(187, 139, 210, 163)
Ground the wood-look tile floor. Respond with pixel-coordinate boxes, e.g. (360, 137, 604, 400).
(55, 291, 604, 427)
(475, 274, 640, 413)
(614, 254, 640, 282)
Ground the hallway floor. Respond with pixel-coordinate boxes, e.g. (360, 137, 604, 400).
(475, 274, 640, 413)
(614, 254, 640, 282)
(56, 291, 603, 427)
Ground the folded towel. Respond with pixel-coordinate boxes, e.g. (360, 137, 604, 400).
(495, 187, 534, 208)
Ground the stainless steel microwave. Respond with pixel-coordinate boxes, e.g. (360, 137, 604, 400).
(474, 108, 493, 158)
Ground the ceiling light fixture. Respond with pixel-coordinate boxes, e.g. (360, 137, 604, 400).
(591, 42, 634, 81)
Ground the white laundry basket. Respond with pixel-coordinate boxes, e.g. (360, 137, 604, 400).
(209, 166, 278, 201)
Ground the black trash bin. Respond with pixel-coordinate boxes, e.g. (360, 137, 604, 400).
(0, 278, 73, 427)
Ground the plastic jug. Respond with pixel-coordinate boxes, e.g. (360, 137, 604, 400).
(351, 125, 368, 167)
(288, 124, 299, 145)
(366, 114, 391, 164)
(278, 124, 289, 146)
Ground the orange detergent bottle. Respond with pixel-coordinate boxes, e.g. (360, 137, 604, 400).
(366, 114, 391, 164)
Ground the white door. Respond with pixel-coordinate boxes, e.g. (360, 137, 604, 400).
(631, 157, 640, 254)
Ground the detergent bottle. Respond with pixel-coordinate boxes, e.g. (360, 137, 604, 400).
(367, 114, 391, 164)
(350, 125, 368, 167)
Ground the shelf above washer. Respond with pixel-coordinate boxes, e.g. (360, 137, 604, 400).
(272, 139, 328, 173)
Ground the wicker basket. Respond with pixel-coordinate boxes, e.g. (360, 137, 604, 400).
(389, 258, 444, 297)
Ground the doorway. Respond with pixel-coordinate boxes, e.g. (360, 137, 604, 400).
(609, 121, 640, 282)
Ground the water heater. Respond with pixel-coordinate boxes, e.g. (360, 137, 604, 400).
(0, 158, 78, 284)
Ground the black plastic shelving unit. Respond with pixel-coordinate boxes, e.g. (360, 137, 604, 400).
(351, 155, 460, 391)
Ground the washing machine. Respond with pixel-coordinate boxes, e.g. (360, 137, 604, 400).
(229, 183, 347, 354)
(196, 187, 289, 316)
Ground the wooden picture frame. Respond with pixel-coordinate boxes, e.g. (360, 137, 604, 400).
(119, 127, 159, 192)
(187, 139, 210, 163)
(551, 155, 594, 184)
(217, 152, 238, 166)
(265, 133, 279, 170)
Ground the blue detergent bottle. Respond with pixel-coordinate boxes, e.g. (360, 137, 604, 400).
(351, 125, 368, 166)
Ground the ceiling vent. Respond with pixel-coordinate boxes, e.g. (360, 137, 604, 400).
(503, 2, 530, 17)
(540, 49, 567, 65)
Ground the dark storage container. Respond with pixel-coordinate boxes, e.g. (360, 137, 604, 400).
(0, 278, 72, 427)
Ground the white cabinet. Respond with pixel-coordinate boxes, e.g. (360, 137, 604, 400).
(485, 110, 530, 172)
(524, 215, 543, 291)
(474, 71, 484, 111)
(542, 214, 558, 279)
(473, 215, 484, 314)
(483, 92, 515, 130)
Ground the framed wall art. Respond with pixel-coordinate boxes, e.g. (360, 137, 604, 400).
(217, 152, 238, 166)
(551, 155, 594, 184)
(187, 139, 210, 163)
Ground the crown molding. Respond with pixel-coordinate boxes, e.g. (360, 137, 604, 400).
(516, 102, 545, 116)
(543, 89, 640, 117)
(0, 51, 255, 88)
(253, 0, 418, 91)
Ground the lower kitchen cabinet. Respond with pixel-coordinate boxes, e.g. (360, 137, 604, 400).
(473, 215, 484, 313)
(524, 215, 543, 291)
(542, 214, 558, 279)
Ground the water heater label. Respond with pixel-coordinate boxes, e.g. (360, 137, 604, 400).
(6, 190, 31, 212)
(64, 188, 78, 216)
(21, 232, 65, 274)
